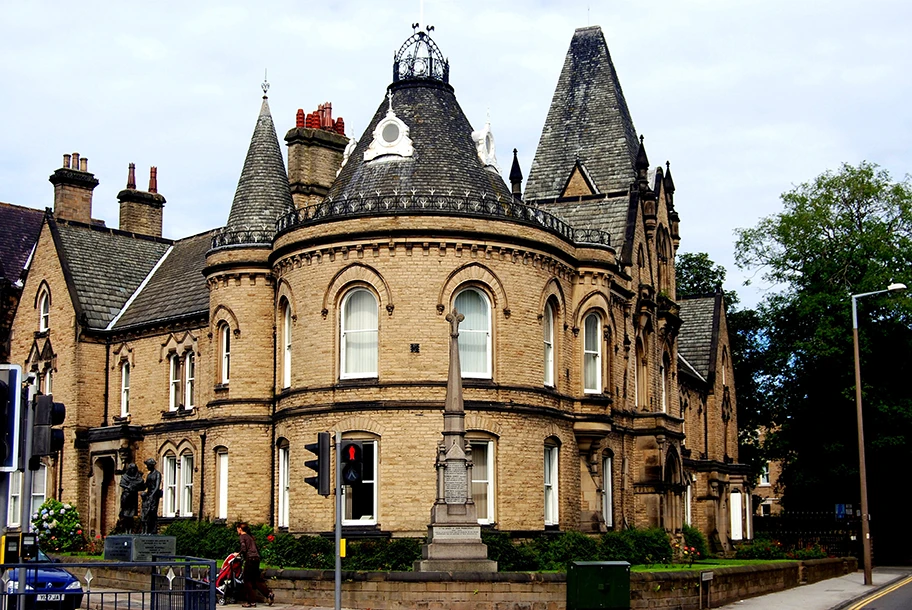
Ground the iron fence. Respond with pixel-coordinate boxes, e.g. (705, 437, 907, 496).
(1, 556, 216, 610)
(752, 512, 863, 560)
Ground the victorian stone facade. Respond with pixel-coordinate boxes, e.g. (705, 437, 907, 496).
(3, 26, 749, 550)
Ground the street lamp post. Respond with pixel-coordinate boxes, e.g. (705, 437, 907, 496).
(851, 282, 906, 586)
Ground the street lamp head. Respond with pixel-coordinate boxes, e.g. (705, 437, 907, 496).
(887, 282, 907, 292)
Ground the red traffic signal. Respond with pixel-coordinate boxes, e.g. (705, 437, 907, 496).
(340, 441, 363, 485)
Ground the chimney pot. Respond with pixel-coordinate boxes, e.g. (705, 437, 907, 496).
(63, 154, 71, 169)
(79, 157, 88, 172)
(296, 108, 304, 128)
(149, 166, 158, 193)
(127, 163, 136, 189)
(72, 152, 80, 169)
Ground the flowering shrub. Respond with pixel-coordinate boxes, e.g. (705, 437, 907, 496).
(84, 534, 105, 556)
(672, 539, 701, 566)
(31, 498, 84, 552)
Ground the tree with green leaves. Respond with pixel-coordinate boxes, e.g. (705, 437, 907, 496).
(735, 161, 912, 562)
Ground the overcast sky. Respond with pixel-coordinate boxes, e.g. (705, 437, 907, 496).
(2, 0, 910, 308)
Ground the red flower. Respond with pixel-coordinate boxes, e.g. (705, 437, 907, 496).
(267, 534, 275, 542)
(77, 530, 83, 535)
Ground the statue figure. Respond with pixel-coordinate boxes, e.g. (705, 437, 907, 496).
(140, 458, 163, 535)
(118, 463, 145, 519)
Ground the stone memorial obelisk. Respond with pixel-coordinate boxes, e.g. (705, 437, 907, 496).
(415, 309, 497, 572)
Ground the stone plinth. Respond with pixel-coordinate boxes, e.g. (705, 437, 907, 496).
(104, 535, 176, 561)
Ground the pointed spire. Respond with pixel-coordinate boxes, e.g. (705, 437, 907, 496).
(225, 93, 294, 233)
(635, 135, 649, 174)
(509, 148, 523, 199)
(525, 26, 639, 200)
(664, 160, 676, 196)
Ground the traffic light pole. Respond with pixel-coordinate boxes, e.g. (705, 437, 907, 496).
(334, 430, 342, 610)
(18, 392, 35, 596)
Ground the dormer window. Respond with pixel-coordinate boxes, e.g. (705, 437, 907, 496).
(364, 93, 414, 161)
(471, 120, 500, 171)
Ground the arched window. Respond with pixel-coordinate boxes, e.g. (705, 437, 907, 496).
(180, 451, 194, 517)
(635, 338, 648, 408)
(219, 323, 231, 385)
(469, 436, 496, 524)
(277, 440, 290, 528)
(730, 490, 744, 541)
(583, 312, 602, 393)
(169, 354, 181, 411)
(184, 353, 195, 409)
(38, 292, 50, 332)
(543, 302, 555, 387)
(281, 301, 292, 388)
(660, 352, 671, 413)
(341, 435, 378, 526)
(454, 288, 492, 378)
(544, 439, 560, 526)
(215, 447, 229, 520)
(340, 289, 378, 379)
(121, 363, 131, 417)
(163, 452, 178, 517)
(602, 453, 613, 528)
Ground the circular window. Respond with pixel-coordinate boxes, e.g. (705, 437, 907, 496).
(485, 134, 493, 155)
(382, 122, 400, 144)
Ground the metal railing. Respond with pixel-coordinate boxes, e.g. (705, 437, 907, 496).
(1, 556, 217, 610)
(275, 194, 612, 246)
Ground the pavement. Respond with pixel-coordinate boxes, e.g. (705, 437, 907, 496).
(716, 567, 912, 610)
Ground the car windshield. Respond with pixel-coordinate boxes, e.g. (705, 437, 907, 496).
(36, 549, 51, 562)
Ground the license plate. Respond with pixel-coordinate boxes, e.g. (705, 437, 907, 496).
(36, 594, 63, 601)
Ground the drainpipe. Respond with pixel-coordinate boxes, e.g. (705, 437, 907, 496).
(103, 343, 110, 426)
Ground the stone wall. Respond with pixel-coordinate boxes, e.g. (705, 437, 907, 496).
(57, 556, 859, 610)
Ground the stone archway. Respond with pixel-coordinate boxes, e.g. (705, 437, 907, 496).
(90, 456, 116, 537)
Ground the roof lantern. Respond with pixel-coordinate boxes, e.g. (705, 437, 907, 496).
(393, 26, 449, 85)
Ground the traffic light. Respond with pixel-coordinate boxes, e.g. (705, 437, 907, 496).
(304, 431, 331, 496)
(32, 394, 66, 467)
(340, 441, 363, 485)
(0, 364, 22, 472)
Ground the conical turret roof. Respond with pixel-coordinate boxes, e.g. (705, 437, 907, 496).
(225, 96, 294, 232)
(524, 26, 639, 200)
(328, 30, 511, 201)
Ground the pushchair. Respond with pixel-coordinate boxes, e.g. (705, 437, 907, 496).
(215, 551, 245, 605)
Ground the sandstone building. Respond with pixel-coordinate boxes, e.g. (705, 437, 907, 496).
(2, 26, 749, 550)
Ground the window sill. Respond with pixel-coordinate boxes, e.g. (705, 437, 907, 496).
(336, 377, 379, 388)
(339, 524, 388, 539)
(113, 415, 130, 424)
(34, 330, 49, 339)
(214, 383, 229, 393)
(162, 407, 196, 419)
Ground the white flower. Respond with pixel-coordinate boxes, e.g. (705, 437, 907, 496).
(59, 509, 66, 515)
(63, 503, 71, 509)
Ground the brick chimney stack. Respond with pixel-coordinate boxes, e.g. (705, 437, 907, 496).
(49, 152, 99, 224)
(285, 103, 349, 209)
(118, 164, 166, 237)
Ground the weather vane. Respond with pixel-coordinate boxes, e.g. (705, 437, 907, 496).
(262, 69, 270, 98)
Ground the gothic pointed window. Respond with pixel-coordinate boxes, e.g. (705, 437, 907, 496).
(219, 323, 231, 385)
(180, 452, 194, 517)
(342, 436, 378, 526)
(38, 291, 50, 332)
(602, 454, 614, 528)
(277, 440, 290, 528)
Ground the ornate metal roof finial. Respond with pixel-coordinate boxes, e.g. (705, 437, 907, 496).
(387, 90, 394, 113)
(262, 69, 270, 99)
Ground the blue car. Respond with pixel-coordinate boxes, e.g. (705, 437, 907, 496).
(4, 550, 84, 610)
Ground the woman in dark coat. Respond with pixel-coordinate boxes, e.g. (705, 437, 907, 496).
(236, 522, 274, 607)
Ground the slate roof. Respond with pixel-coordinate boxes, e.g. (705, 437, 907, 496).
(225, 96, 294, 232)
(536, 194, 630, 242)
(328, 80, 512, 201)
(51, 219, 171, 329)
(0, 202, 44, 284)
(677, 295, 720, 380)
(525, 26, 639, 201)
(112, 230, 215, 330)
